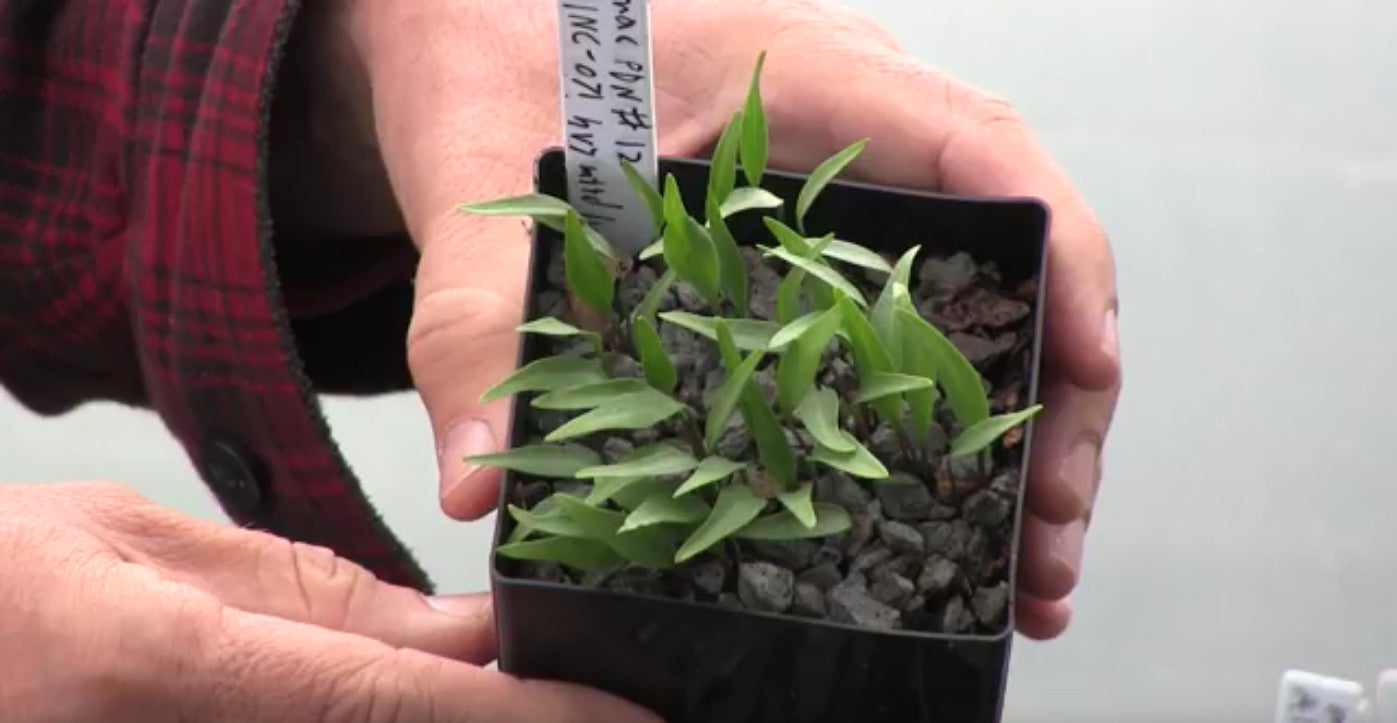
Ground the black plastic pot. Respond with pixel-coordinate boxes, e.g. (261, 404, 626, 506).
(490, 147, 1050, 723)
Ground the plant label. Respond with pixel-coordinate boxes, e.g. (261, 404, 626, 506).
(555, 0, 659, 255)
(1275, 670, 1370, 723)
(1373, 670, 1397, 723)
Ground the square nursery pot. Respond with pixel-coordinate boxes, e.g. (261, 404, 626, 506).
(489, 147, 1050, 723)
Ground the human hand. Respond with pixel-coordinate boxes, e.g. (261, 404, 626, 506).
(314, 0, 1119, 640)
(0, 482, 661, 722)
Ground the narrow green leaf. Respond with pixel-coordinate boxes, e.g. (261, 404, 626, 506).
(839, 296, 901, 424)
(585, 475, 653, 506)
(768, 310, 825, 350)
(658, 311, 780, 351)
(532, 378, 650, 410)
(575, 443, 699, 479)
(609, 478, 679, 511)
(703, 347, 766, 449)
(763, 245, 867, 307)
(872, 247, 920, 359)
(564, 210, 615, 314)
(506, 494, 563, 543)
(466, 444, 601, 478)
(716, 320, 797, 486)
(762, 217, 814, 257)
(620, 158, 664, 233)
(633, 267, 676, 323)
(460, 193, 574, 219)
(739, 51, 769, 188)
(544, 389, 687, 442)
(795, 139, 869, 232)
(854, 371, 936, 405)
(720, 187, 784, 218)
(810, 432, 890, 479)
(676, 484, 768, 562)
(775, 304, 842, 414)
(793, 387, 855, 453)
(682, 216, 723, 304)
(661, 174, 695, 286)
(632, 316, 677, 393)
(709, 110, 744, 206)
(639, 238, 664, 260)
(706, 194, 748, 313)
(496, 537, 622, 572)
(619, 492, 711, 533)
(776, 482, 817, 528)
(508, 500, 593, 539)
(674, 456, 747, 497)
(821, 238, 892, 274)
(552, 494, 678, 569)
(775, 267, 806, 325)
(950, 405, 1044, 457)
(736, 503, 851, 541)
(479, 356, 607, 403)
(897, 307, 990, 427)
(517, 317, 587, 337)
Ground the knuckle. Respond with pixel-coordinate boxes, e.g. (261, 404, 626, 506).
(322, 649, 443, 723)
(276, 539, 378, 630)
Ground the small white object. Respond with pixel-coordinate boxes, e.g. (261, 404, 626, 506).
(1371, 669, 1397, 723)
(555, 0, 660, 253)
(1275, 669, 1369, 723)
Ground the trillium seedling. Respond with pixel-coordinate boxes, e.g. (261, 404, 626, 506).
(459, 52, 1042, 573)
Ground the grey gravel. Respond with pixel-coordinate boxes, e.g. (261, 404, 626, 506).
(949, 331, 1016, 365)
(946, 453, 984, 482)
(601, 437, 634, 463)
(752, 540, 819, 570)
(673, 280, 708, 311)
(798, 561, 844, 591)
(713, 416, 750, 458)
(793, 582, 827, 618)
(738, 562, 794, 613)
(689, 556, 727, 596)
(972, 583, 1010, 625)
(815, 471, 872, 511)
(938, 595, 976, 633)
(841, 500, 882, 555)
(918, 251, 978, 294)
(963, 489, 1012, 527)
(870, 573, 916, 609)
(849, 546, 893, 574)
(920, 520, 973, 561)
(827, 578, 902, 630)
(917, 555, 961, 596)
(868, 423, 902, 460)
(607, 353, 643, 379)
(875, 474, 936, 521)
(878, 520, 926, 554)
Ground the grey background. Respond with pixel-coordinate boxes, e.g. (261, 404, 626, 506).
(4, 0, 1395, 720)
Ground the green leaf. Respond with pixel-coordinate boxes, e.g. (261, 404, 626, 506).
(720, 187, 783, 218)
(854, 371, 936, 405)
(620, 157, 664, 233)
(793, 387, 855, 453)
(716, 320, 797, 487)
(676, 484, 768, 562)
(950, 404, 1044, 457)
(739, 51, 769, 188)
(768, 310, 826, 350)
(479, 356, 607, 403)
(775, 304, 842, 414)
(762, 217, 814, 257)
(585, 475, 654, 506)
(703, 346, 766, 449)
(658, 311, 780, 351)
(633, 267, 676, 323)
(564, 209, 615, 314)
(897, 307, 990, 428)
(575, 443, 699, 479)
(619, 492, 711, 533)
(776, 482, 817, 528)
(709, 110, 744, 206)
(821, 239, 892, 275)
(810, 432, 890, 479)
(839, 296, 901, 425)
(660, 176, 721, 305)
(706, 194, 748, 313)
(736, 503, 851, 541)
(639, 238, 664, 260)
(517, 316, 588, 337)
(682, 216, 723, 305)
(674, 456, 747, 497)
(795, 139, 869, 232)
(632, 316, 676, 393)
(506, 494, 564, 543)
(544, 389, 687, 442)
(531, 378, 650, 410)
(775, 267, 806, 325)
(459, 192, 574, 220)
(508, 500, 593, 538)
(609, 478, 679, 511)
(762, 245, 867, 307)
(465, 444, 601, 478)
(495, 536, 623, 571)
(871, 247, 920, 359)
(551, 494, 678, 569)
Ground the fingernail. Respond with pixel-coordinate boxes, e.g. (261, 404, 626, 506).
(1100, 306, 1119, 362)
(427, 593, 490, 619)
(1051, 518, 1086, 585)
(1058, 436, 1101, 516)
(440, 419, 497, 501)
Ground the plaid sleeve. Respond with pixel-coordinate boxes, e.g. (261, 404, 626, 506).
(0, 0, 431, 591)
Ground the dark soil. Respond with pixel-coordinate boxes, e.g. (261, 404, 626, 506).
(506, 240, 1038, 636)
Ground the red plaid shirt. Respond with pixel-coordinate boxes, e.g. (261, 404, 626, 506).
(0, 2, 430, 590)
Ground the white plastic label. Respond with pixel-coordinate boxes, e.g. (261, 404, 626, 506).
(555, 0, 659, 253)
(1276, 670, 1370, 723)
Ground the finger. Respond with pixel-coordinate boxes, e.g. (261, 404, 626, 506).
(166, 600, 661, 723)
(1015, 513, 1086, 603)
(99, 503, 497, 664)
(1024, 378, 1118, 525)
(1014, 592, 1072, 641)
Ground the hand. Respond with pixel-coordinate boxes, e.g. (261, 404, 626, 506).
(318, 0, 1120, 640)
(0, 482, 661, 722)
